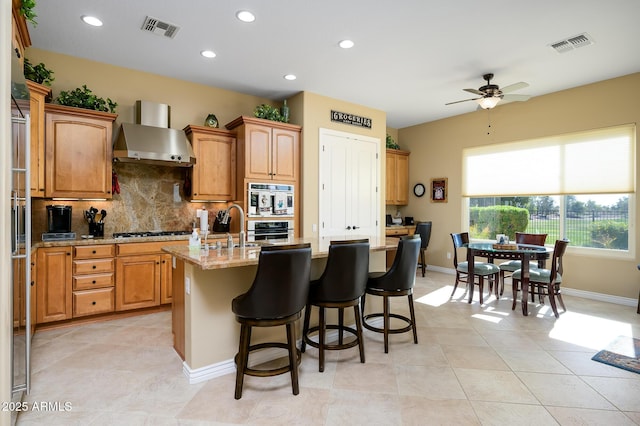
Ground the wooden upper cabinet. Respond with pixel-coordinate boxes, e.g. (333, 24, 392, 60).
(26, 81, 52, 198)
(386, 149, 410, 206)
(44, 104, 117, 199)
(226, 116, 300, 184)
(11, 0, 31, 64)
(184, 125, 236, 201)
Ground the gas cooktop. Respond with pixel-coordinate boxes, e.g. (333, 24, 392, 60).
(113, 230, 192, 238)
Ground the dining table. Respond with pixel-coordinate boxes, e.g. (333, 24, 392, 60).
(466, 242, 551, 315)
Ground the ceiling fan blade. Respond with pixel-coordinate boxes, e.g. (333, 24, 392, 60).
(463, 88, 484, 96)
(501, 93, 531, 103)
(445, 97, 480, 106)
(500, 82, 529, 94)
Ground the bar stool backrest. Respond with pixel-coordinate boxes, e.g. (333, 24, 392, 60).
(372, 235, 421, 292)
(234, 243, 312, 319)
(313, 239, 370, 301)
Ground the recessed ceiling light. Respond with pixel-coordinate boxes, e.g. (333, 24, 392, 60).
(201, 50, 216, 58)
(81, 15, 103, 27)
(339, 39, 354, 49)
(236, 10, 255, 23)
(283, 74, 297, 81)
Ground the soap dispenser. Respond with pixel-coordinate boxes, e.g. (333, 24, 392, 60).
(189, 228, 201, 252)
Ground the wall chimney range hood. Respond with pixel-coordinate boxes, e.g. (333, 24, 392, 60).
(113, 100, 196, 167)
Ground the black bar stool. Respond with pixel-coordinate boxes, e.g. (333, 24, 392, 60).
(301, 239, 370, 372)
(362, 235, 421, 353)
(231, 243, 312, 399)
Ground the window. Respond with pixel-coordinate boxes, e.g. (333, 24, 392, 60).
(462, 124, 635, 253)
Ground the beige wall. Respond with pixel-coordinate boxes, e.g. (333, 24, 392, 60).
(26, 48, 273, 131)
(399, 72, 640, 300)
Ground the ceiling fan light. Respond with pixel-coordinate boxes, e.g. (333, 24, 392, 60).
(476, 97, 501, 109)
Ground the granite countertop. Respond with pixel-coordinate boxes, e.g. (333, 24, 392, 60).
(162, 236, 398, 270)
(33, 232, 235, 248)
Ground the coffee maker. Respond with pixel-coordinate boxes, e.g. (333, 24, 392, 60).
(42, 205, 76, 241)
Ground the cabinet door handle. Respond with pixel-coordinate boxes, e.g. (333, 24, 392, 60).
(346, 226, 352, 230)
(92, 250, 97, 254)
(92, 280, 96, 284)
(92, 301, 96, 305)
(353, 226, 359, 230)
(92, 265, 97, 269)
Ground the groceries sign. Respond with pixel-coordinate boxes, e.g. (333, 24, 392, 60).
(330, 110, 372, 129)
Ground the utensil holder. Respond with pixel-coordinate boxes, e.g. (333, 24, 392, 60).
(89, 222, 104, 237)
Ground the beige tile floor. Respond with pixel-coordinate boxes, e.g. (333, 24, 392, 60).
(16, 270, 640, 425)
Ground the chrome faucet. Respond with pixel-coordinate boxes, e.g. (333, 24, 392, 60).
(224, 204, 246, 248)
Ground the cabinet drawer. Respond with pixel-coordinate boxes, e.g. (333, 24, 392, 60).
(72, 288, 115, 317)
(73, 258, 114, 274)
(74, 244, 115, 259)
(116, 240, 188, 256)
(386, 227, 409, 236)
(73, 273, 114, 291)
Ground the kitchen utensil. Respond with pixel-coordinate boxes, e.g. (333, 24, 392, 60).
(100, 209, 107, 222)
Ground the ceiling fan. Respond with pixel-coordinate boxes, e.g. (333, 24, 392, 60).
(446, 73, 531, 109)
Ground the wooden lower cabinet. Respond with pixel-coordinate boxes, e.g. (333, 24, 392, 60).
(72, 244, 115, 318)
(115, 254, 161, 311)
(36, 247, 72, 323)
(160, 253, 173, 304)
(73, 288, 115, 317)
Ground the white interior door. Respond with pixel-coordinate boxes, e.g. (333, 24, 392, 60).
(319, 129, 379, 238)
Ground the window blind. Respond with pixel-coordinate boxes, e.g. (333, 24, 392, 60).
(462, 124, 636, 197)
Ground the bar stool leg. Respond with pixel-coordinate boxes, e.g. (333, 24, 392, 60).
(408, 294, 418, 344)
(301, 304, 311, 353)
(383, 295, 390, 354)
(286, 322, 300, 395)
(234, 324, 252, 400)
(338, 308, 344, 344)
(353, 304, 365, 363)
(318, 307, 326, 372)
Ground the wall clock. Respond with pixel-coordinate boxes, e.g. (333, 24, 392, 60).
(413, 183, 425, 197)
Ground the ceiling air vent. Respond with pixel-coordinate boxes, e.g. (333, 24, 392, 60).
(141, 16, 180, 38)
(549, 33, 594, 53)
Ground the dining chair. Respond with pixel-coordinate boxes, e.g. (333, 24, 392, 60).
(498, 232, 547, 297)
(512, 239, 569, 318)
(450, 232, 500, 304)
(414, 221, 432, 277)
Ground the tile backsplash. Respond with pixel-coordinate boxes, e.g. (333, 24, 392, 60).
(32, 163, 233, 239)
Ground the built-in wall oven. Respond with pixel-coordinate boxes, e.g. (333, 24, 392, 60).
(247, 220, 294, 241)
(248, 182, 294, 217)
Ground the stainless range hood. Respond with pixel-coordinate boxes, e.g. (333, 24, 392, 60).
(113, 100, 196, 167)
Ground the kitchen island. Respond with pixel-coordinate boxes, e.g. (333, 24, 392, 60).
(162, 236, 396, 383)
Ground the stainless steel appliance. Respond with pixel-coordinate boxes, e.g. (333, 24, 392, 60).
(247, 220, 294, 241)
(247, 182, 294, 217)
(113, 100, 196, 167)
(113, 230, 192, 238)
(10, 46, 33, 399)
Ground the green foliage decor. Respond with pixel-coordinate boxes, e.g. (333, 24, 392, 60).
(470, 205, 529, 239)
(23, 58, 54, 86)
(56, 85, 117, 113)
(253, 104, 286, 122)
(20, 0, 37, 26)
(386, 134, 399, 149)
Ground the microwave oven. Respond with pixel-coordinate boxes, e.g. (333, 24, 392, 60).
(247, 182, 294, 217)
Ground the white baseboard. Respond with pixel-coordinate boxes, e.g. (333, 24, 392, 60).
(426, 266, 637, 307)
(182, 318, 384, 384)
